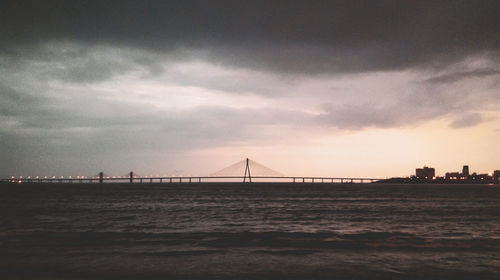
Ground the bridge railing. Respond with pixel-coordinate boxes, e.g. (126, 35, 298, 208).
(0, 176, 382, 184)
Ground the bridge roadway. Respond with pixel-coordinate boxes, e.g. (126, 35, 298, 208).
(1, 176, 381, 184)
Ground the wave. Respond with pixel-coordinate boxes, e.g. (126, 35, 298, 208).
(3, 230, 500, 251)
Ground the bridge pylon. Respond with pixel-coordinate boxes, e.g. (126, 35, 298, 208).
(243, 158, 252, 183)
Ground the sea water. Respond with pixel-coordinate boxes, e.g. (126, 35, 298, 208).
(1, 183, 499, 279)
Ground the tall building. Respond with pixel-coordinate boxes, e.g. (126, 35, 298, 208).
(416, 166, 435, 179)
(462, 165, 469, 177)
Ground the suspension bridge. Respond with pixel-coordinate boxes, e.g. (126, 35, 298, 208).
(1, 158, 382, 184)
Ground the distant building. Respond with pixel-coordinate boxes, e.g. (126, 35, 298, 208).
(462, 165, 469, 177)
(472, 173, 492, 181)
(416, 166, 435, 179)
(445, 165, 473, 180)
(445, 172, 460, 180)
(494, 170, 500, 181)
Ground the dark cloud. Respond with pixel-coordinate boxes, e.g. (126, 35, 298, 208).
(0, 77, 313, 176)
(318, 79, 499, 130)
(0, 43, 171, 84)
(424, 68, 500, 84)
(449, 113, 484, 128)
(0, 83, 46, 117)
(1, 0, 499, 74)
(318, 104, 399, 129)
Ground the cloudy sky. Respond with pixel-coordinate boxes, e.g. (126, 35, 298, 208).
(1, 0, 499, 178)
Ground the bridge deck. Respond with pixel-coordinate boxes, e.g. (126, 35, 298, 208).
(1, 176, 381, 184)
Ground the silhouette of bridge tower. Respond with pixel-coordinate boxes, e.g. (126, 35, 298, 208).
(210, 158, 283, 183)
(244, 158, 251, 183)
